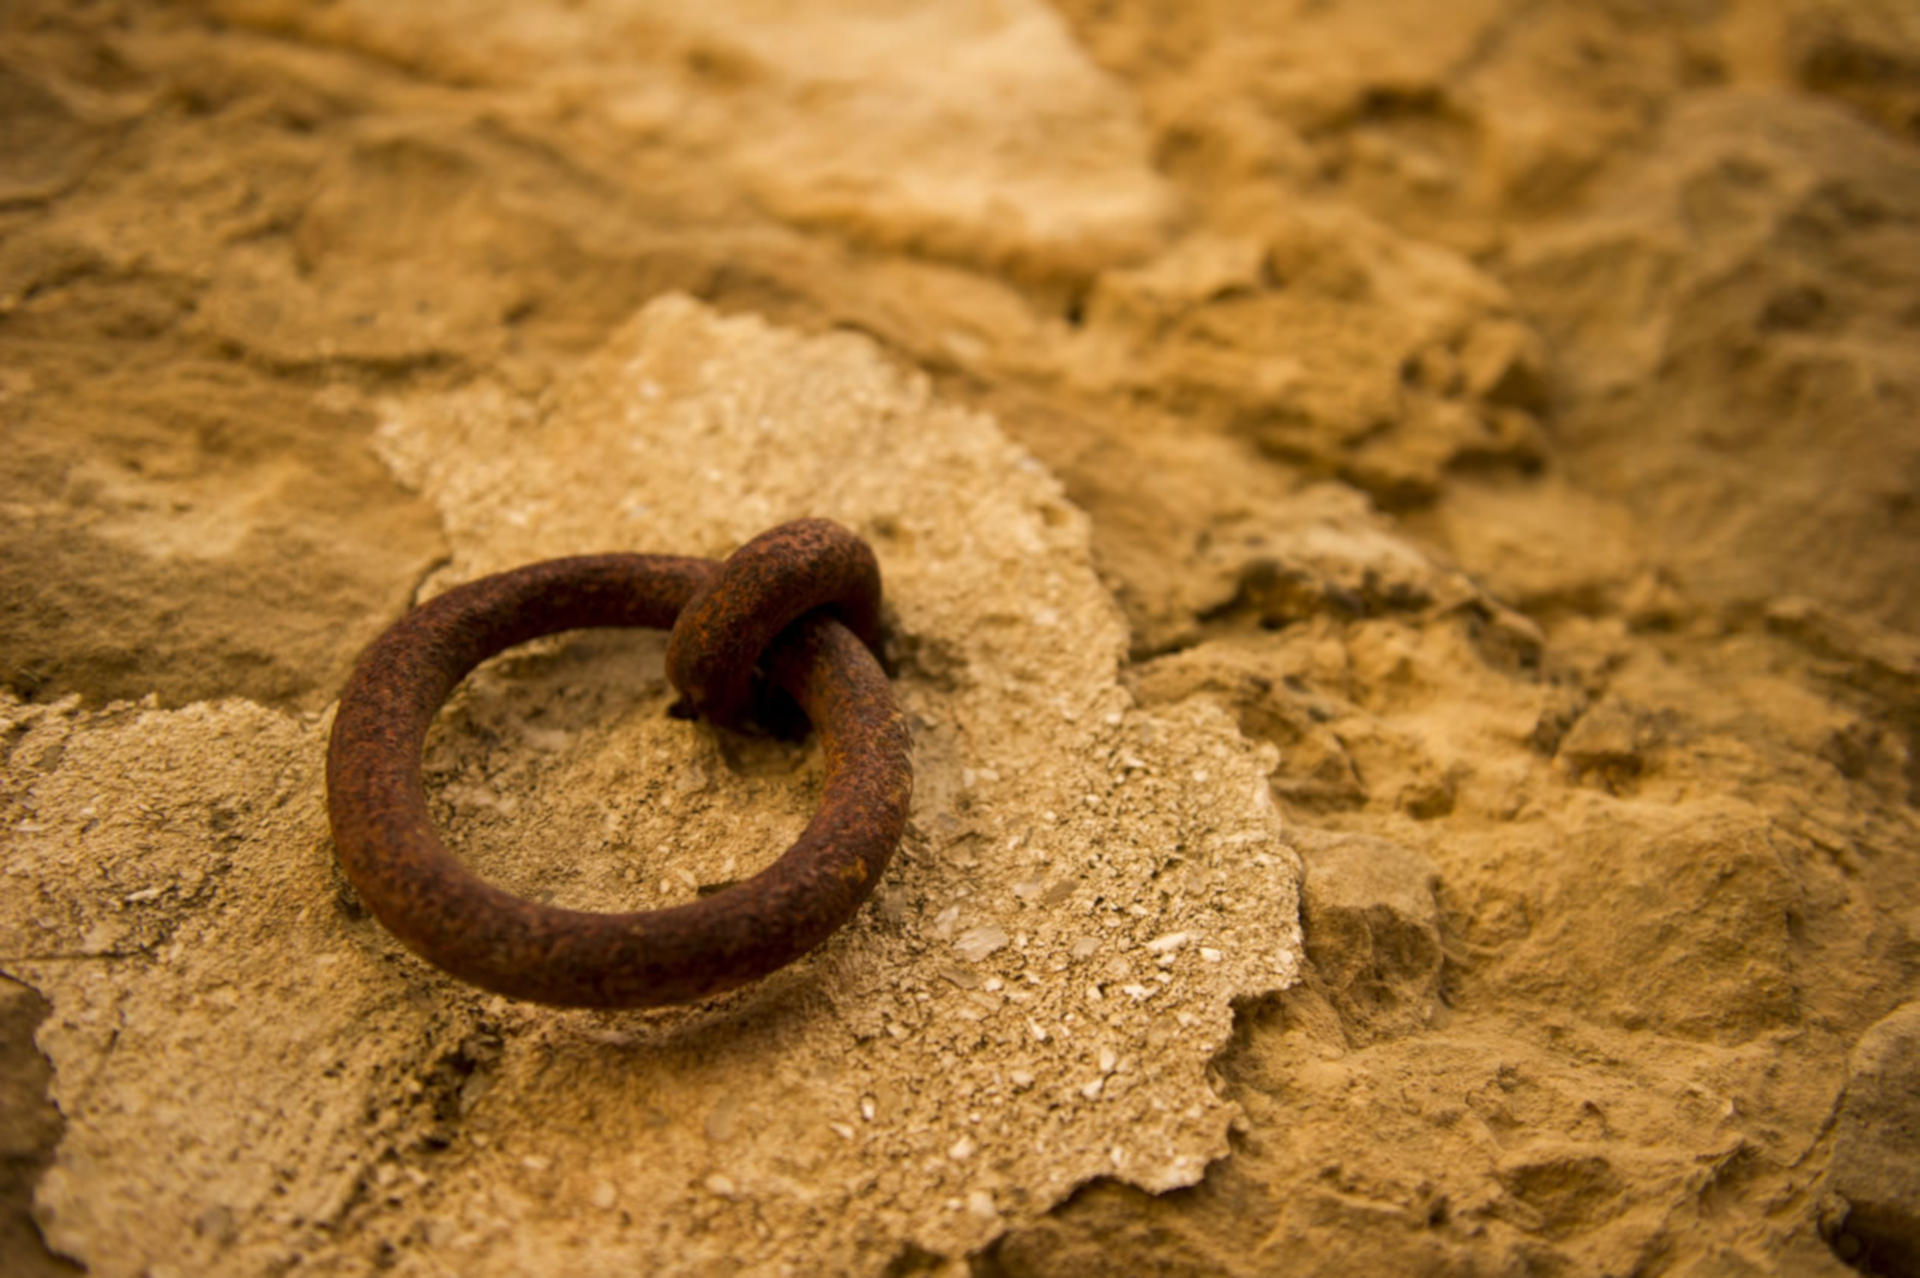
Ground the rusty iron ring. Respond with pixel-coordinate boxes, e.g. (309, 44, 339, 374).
(325, 523, 912, 1009)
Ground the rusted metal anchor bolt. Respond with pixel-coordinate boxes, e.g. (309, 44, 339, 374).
(324, 520, 912, 1009)
(668, 519, 883, 730)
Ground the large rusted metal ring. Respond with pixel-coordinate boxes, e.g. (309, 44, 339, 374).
(325, 527, 912, 1009)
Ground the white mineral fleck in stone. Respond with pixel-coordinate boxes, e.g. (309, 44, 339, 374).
(955, 924, 1009, 962)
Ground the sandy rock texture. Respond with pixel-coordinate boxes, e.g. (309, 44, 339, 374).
(1830, 1001, 1920, 1275)
(2, 1, 1917, 1275)
(1, 295, 1299, 1276)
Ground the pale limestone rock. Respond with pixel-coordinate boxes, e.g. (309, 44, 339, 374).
(1292, 831, 1444, 1043)
(1062, 209, 1533, 505)
(1829, 1000, 1920, 1274)
(210, 0, 1173, 279)
(1508, 91, 1920, 631)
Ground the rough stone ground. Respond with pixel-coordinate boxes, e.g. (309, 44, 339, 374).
(2, 1, 1917, 1275)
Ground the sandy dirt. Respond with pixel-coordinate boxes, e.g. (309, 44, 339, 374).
(1, 1, 1917, 1275)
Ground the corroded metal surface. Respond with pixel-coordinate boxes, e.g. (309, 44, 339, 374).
(667, 518, 883, 730)
(324, 525, 911, 1008)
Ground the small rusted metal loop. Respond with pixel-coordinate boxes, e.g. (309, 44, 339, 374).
(324, 525, 911, 1009)
(666, 518, 882, 731)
